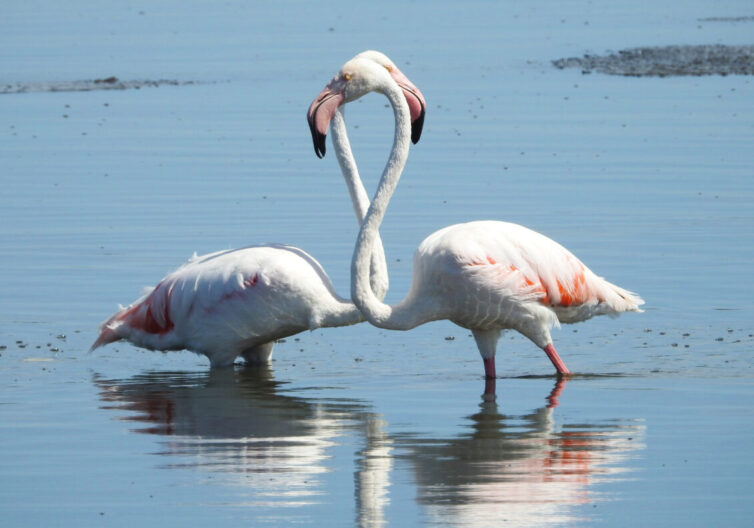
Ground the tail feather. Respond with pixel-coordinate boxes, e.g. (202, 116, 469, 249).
(92, 282, 178, 352)
(91, 299, 138, 351)
(553, 273, 644, 324)
(90, 320, 122, 351)
(605, 281, 645, 313)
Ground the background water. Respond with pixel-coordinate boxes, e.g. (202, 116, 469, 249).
(1, 1, 753, 526)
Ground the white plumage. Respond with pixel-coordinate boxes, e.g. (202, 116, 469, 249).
(92, 51, 427, 367)
(93, 245, 362, 367)
(309, 54, 643, 378)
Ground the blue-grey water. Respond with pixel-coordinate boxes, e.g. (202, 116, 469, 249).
(1, 1, 753, 526)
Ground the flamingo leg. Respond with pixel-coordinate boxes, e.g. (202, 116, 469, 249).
(472, 329, 501, 380)
(483, 376, 496, 400)
(242, 342, 274, 365)
(483, 357, 497, 379)
(543, 343, 570, 375)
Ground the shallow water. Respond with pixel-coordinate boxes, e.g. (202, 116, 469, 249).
(1, 1, 753, 526)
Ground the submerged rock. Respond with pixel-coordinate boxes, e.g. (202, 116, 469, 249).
(697, 16, 754, 22)
(552, 44, 754, 77)
(1, 78, 197, 94)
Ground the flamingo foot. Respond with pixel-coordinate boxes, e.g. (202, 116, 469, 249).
(543, 343, 570, 376)
(483, 357, 496, 379)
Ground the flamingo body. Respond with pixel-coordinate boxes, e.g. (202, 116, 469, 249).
(92, 245, 359, 367)
(94, 50, 427, 369)
(407, 220, 643, 348)
(309, 55, 643, 378)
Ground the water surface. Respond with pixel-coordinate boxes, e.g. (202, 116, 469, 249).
(1, 1, 753, 526)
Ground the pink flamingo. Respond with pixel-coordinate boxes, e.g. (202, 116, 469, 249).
(309, 54, 643, 378)
(92, 51, 426, 368)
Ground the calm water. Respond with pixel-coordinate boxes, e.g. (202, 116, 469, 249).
(1, 1, 753, 526)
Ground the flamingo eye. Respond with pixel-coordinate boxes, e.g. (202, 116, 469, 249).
(384, 65, 393, 73)
(343, 73, 352, 81)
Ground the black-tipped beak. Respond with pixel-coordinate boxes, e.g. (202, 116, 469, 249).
(308, 117, 327, 158)
(411, 103, 425, 144)
(306, 87, 345, 159)
(397, 82, 426, 144)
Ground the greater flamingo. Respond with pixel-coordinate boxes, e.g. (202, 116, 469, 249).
(92, 54, 426, 368)
(308, 55, 644, 378)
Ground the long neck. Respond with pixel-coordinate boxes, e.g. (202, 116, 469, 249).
(350, 82, 425, 330)
(316, 107, 389, 329)
(330, 109, 388, 300)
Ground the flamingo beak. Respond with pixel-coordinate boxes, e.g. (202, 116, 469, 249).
(307, 83, 345, 158)
(390, 68, 427, 144)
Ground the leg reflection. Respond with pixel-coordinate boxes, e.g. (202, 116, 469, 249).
(546, 378, 567, 409)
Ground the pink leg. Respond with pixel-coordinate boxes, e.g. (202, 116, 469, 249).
(483, 377, 496, 399)
(543, 343, 570, 375)
(483, 357, 496, 379)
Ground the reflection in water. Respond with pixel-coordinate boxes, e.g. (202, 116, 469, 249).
(356, 415, 392, 528)
(95, 372, 643, 527)
(96, 368, 385, 514)
(399, 380, 645, 527)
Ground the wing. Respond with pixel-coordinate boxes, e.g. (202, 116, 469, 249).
(93, 246, 287, 349)
(425, 221, 642, 317)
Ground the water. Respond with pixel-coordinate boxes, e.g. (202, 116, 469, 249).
(1, 1, 753, 526)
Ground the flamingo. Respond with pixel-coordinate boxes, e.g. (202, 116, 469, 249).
(91, 52, 426, 368)
(308, 55, 644, 379)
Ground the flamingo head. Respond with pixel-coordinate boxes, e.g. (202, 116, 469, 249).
(307, 51, 426, 158)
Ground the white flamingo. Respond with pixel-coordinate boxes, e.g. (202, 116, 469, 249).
(92, 52, 426, 367)
(308, 55, 644, 378)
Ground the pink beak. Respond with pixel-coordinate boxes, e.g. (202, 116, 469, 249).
(307, 68, 427, 158)
(390, 66, 426, 145)
(307, 82, 345, 158)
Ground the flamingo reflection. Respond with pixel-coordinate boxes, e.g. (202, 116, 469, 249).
(95, 367, 391, 517)
(95, 372, 643, 527)
(398, 379, 644, 527)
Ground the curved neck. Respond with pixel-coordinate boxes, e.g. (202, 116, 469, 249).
(316, 107, 388, 329)
(331, 109, 369, 225)
(330, 108, 388, 301)
(350, 81, 422, 329)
